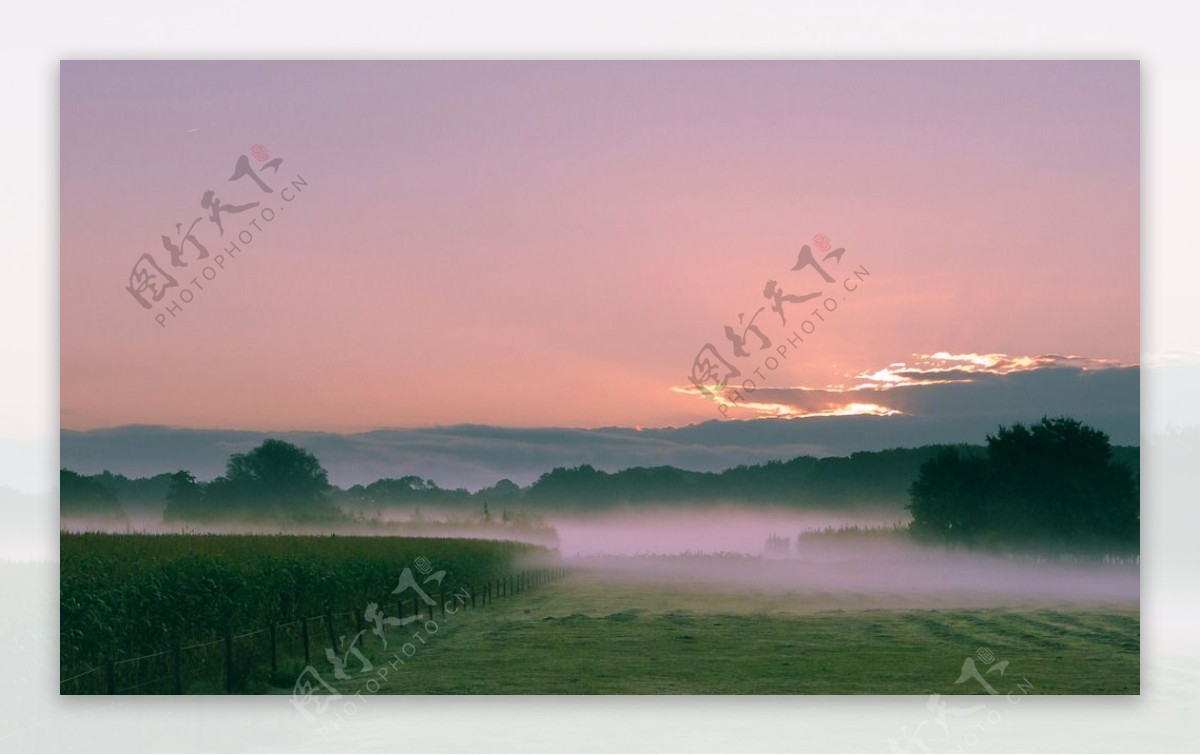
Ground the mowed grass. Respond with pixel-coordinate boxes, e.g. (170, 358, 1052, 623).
(275, 570, 1139, 695)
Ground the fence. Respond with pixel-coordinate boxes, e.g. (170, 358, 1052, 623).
(60, 566, 568, 694)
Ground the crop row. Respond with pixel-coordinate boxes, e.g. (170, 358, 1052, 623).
(61, 532, 553, 679)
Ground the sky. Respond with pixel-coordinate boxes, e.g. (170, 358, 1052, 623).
(60, 61, 1139, 434)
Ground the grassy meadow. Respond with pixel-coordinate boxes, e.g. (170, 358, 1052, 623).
(267, 567, 1138, 695)
(60, 531, 1138, 695)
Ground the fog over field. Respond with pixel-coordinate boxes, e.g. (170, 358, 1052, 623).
(57, 514, 562, 548)
(544, 506, 1139, 611)
(59, 502, 1138, 613)
(548, 505, 899, 556)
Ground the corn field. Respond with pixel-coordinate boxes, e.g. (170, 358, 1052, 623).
(60, 532, 557, 693)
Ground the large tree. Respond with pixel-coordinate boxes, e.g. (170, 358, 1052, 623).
(908, 417, 1139, 551)
(202, 439, 340, 521)
(906, 448, 989, 544)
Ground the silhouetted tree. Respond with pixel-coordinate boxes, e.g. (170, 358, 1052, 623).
(162, 470, 205, 522)
(476, 478, 522, 502)
(907, 448, 989, 544)
(60, 468, 124, 518)
(908, 417, 1139, 551)
(87, 470, 174, 517)
(345, 475, 472, 508)
(202, 439, 340, 521)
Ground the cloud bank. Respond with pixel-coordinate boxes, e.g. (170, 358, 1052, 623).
(61, 357, 1139, 490)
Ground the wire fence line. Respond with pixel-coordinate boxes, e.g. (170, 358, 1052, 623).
(60, 566, 567, 695)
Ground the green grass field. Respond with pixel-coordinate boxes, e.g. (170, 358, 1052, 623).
(60, 533, 1138, 695)
(270, 569, 1139, 695)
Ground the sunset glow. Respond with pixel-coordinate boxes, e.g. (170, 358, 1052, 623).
(60, 61, 1139, 432)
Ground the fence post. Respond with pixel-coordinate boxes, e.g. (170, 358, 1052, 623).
(471, 588, 476, 609)
(301, 618, 310, 666)
(268, 623, 278, 676)
(173, 640, 183, 694)
(324, 610, 336, 652)
(104, 659, 116, 695)
(440, 590, 446, 617)
(224, 631, 235, 694)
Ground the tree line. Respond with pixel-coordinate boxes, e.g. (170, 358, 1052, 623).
(60, 417, 1140, 552)
(60, 443, 998, 521)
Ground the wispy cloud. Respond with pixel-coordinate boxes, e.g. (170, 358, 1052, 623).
(675, 352, 1136, 421)
(848, 352, 1132, 391)
(671, 385, 905, 420)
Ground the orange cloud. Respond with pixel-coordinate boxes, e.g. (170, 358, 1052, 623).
(673, 352, 1135, 420)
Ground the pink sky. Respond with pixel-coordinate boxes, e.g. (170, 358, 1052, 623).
(60, 61, 1139, 431)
